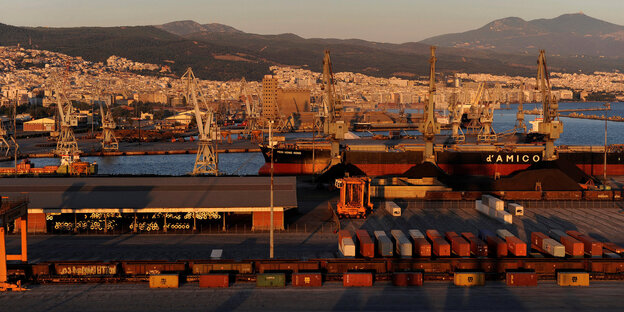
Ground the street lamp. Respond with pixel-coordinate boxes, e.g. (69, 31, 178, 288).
(269, 120, 274, 259)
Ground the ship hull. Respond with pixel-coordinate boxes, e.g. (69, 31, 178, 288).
(260, 145, 624, 177)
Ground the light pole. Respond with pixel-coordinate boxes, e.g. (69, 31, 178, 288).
(269, 120, 274, 259)
(603, 103, 608, 183)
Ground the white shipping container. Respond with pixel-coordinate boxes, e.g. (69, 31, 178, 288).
(391, 230, 413, 257)
(496, 229, 514, 239)
(495, 210, 513, 224)
(507, 203, 524, 216)
(475, 200, 490, 215)
(340, 237, 356, 257)
(543, 238, 565, 257)
(384, 201, 401, 216)
(482, 195, 504, 211)
(408, 229, 425, 239)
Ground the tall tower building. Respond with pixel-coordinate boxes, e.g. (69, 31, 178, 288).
(261, 75, 278, 119)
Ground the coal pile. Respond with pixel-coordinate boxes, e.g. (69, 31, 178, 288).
(493, 164, 582, 191)
(525, 159, 596, 184)
(316, 163, 366, 183)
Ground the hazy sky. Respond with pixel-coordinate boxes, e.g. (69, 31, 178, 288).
(2, 0, 623, 43)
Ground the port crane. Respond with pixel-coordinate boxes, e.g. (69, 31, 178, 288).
(465, 82, 486, 132)
(448, 93, 465, 143)
(0, 112, 17, 157)
(420, 46, 440, 163)
(321, 50, 346, 165)
(536, 50, 563, 160)
(515, 83, 527, 134)
(239, 78, 261, 138)
(96, 82, 119, 151)
(477, 93, 497, 143)
(181, 68, 219, 175)
(49, 75, 81, 164)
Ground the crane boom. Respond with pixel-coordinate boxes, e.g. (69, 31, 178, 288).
(420, 46, 440, 163)
(536, 50, 563, 160)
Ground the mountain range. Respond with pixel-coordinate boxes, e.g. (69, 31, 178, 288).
(0, 13, 622, 81)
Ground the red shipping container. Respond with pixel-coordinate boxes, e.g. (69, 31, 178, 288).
(486, 236, 508, 258)
(392, 272, 423, 286)
(531, 232, 549, 251)
(506, 271, 537, 286)
(426, 229, 442, 240)
(292, 273, 322, 287)
(446, 232, 470, 257)
(566, 231, 603, 257)
(355, 230, 375, 258)
(432, 237, 451, 257)
(461, 232, 488, 257)
(560, 236, 584, 257)
(413, 237, 432, 257)
(199, 274, 229, 288)
(603, 242, 624, 254)
(343, 272, 373, 287)
(506, 237, 527, 257)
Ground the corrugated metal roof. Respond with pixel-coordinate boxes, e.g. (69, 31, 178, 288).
(0, 176, 297, 211)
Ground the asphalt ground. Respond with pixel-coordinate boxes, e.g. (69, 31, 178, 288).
(0, 281, 621, 312)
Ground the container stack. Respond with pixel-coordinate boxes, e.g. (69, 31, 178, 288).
(461, 232, 488, 257)
(426, 229, 451, 257)
(391, 230, 413, 258)
(478, 229, 508, 258)
(355, 230, 375, 258)
(566, 230, 603, 257)
(496, 229, 527, 256)
(475, 196, 513, 224)
(374, 231, 393, 257)
(408, 229, 431, 257)
(531, 232, 565, 257)
(445, 232, 470, 257)
(384, 201, 401, 216)
(338, 230, 356, 257)
(550, 229, 584, 257)
(506, 203, 524, 216)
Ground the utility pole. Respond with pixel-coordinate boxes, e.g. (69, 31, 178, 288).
(604, 103, 608, 182)
(269, 121, 274, 259)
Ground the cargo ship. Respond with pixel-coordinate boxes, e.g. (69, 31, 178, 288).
(258, 141, 624, 177)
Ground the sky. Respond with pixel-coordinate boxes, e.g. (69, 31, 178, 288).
(2, 0, 623, 43)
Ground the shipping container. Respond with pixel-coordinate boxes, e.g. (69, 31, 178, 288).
(374, 231, 393, 257)
(548, 229, 568, 241)
(54, 262, 118, 276)
(391, 230, 413, 258)
(192, 261, 253, 274)
(482, 195, 504, 211)
(494, 210, 513, 224)
(603, 242, 624, 254)
(560, 236, 584, 257)
(453, 272, 485, 286)
(506, 271, 537, 286)
(462, 191, 483, 201)
(506, 237, 527, 257)
(392, 272, 423, 286)
(461, 232, 488, 257)
(506, 203, 524, 216)
(426, 229, 442, 240)
(256, 273, 286, 287)
(531, 232, 548, 249)
(408, 229, 425, 239)
(384, 201, 401, 216)
(543, 191, 582, 200)
(557, 271, 589, 286)
(445, 232, 470, 257)
(496, 229, 514, 239)
(425, 191, 462, 200)
(343, 272, 373, 287)
(149, 274, 179, 288)
(543, 238, 565, 258)
(199, 274, 229, 288)
(355, 230, 375, 258)
(502, 191, 542, 200)
(413, 237, 432, 257)
(432, 237, 451, 257)
(566, 231, 603, 257)
(583, 190, 613, 200)
(475, 200, 490, 215)
(31, 263, 51, 276)
(123, 261, 186, 275)
(292, 272, 322, 287)
(340, 238, 356, 257)
(486, 236, 508, 258)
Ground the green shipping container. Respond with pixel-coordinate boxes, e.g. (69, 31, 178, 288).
(256, 273, 286, 287)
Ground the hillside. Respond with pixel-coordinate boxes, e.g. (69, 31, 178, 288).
(155, 20, 242, 36)
(421, 13, 624, 57)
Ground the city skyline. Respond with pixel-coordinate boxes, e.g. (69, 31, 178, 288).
(3, 0, 624, 43)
